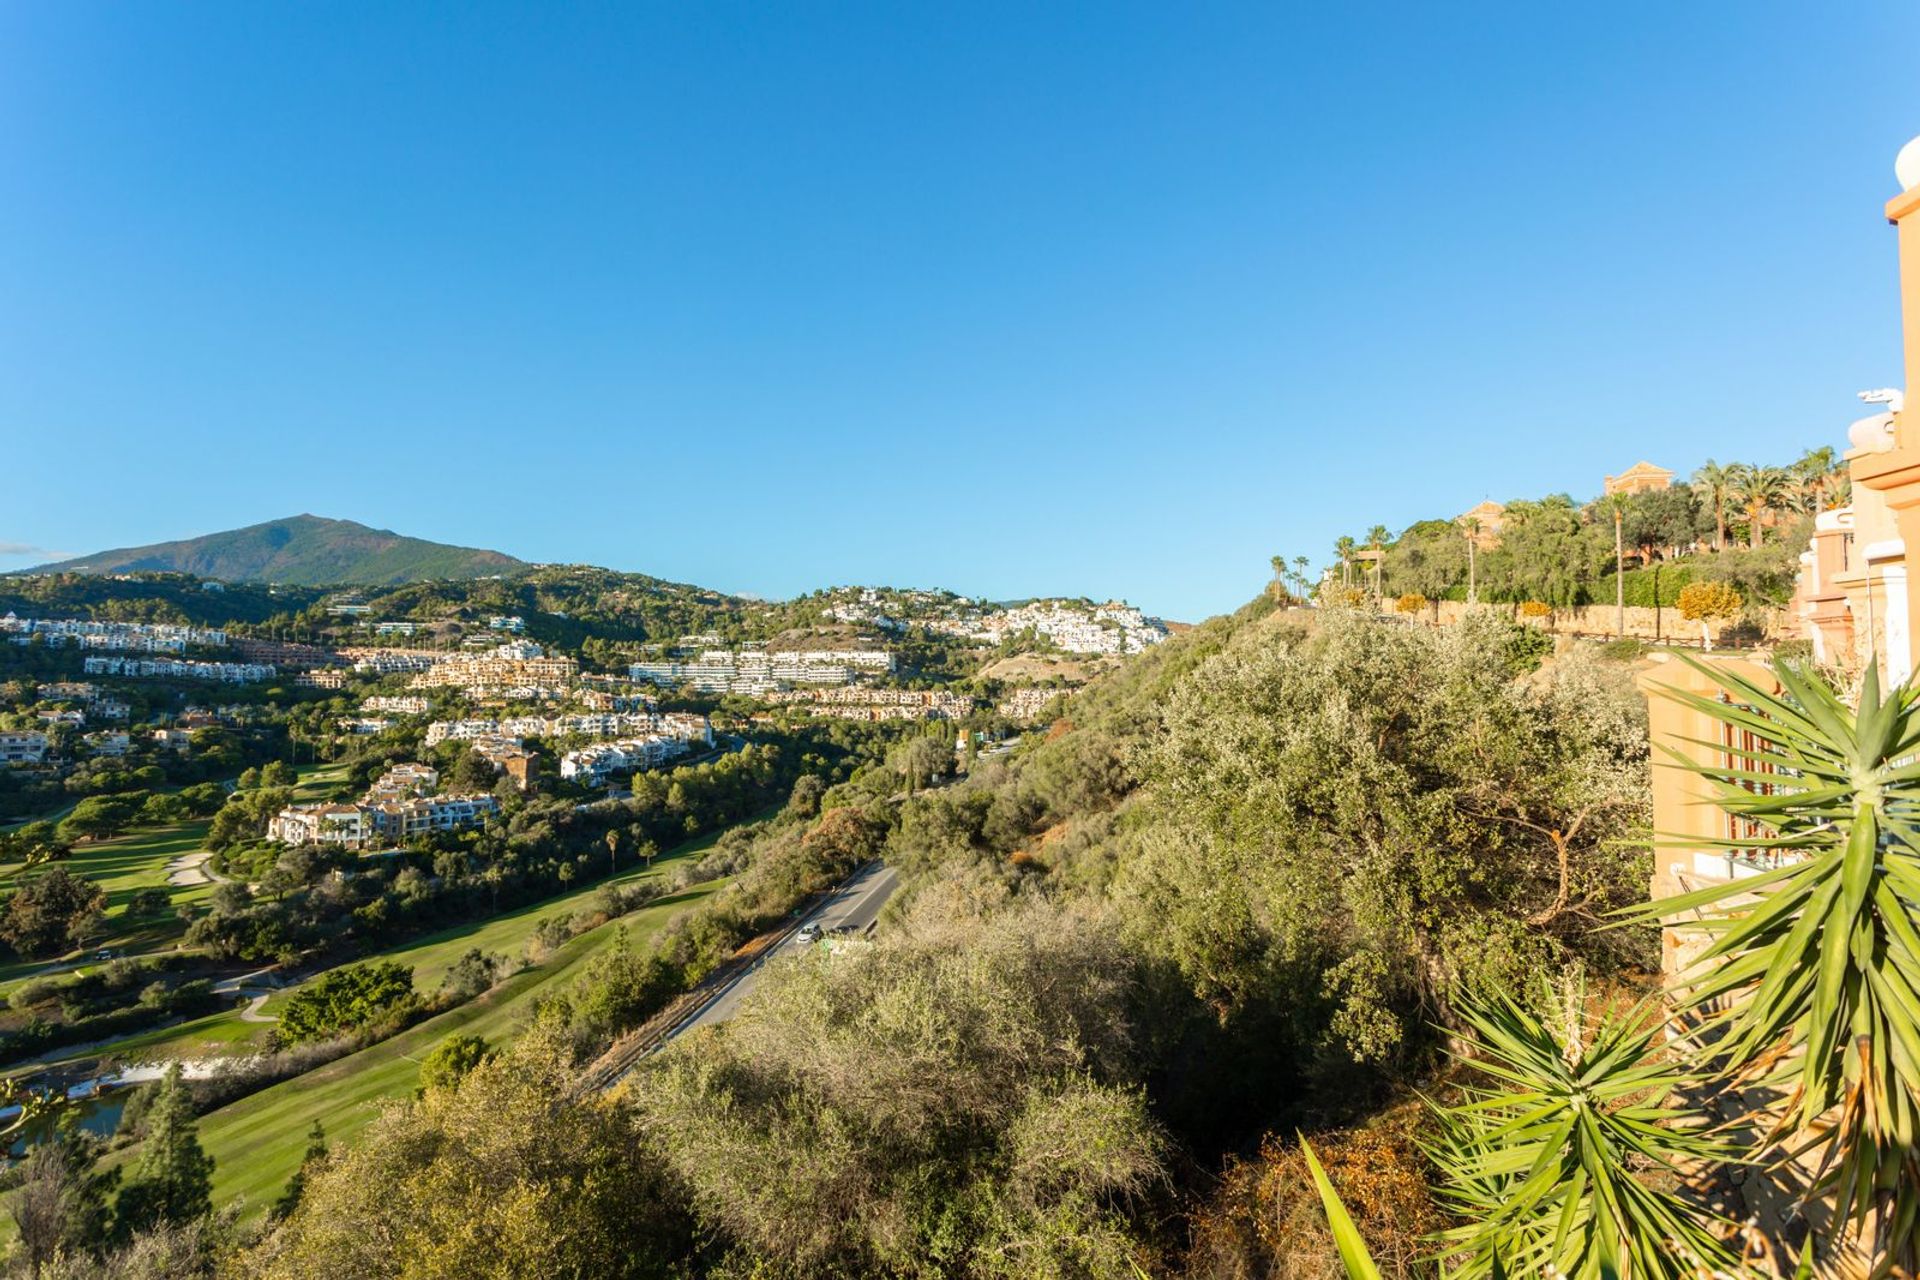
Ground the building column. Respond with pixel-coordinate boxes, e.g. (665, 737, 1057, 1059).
(1886, 561, 1913, 686)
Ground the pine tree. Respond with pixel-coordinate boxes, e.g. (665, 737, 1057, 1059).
(114, 1064, 213, 1235)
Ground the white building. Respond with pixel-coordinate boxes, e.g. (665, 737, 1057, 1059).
(559, 736, 691, 786)
(0, 731, 49, 766)
(82, 656, 276, 683)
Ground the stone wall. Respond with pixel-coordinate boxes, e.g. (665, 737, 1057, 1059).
(1383, 599, 1792, 647)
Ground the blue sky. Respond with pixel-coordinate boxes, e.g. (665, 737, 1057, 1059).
(3, 3, 1917, 620)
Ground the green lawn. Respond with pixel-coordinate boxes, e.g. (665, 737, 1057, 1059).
(183, 878, 723, 1222)
(0, 763, 354, 997)
(284, 825, 725, 1003)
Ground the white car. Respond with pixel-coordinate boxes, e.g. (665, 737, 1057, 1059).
(795, 923, 821, 945)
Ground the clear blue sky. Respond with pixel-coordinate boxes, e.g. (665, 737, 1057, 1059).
(4, 3, 1917, 620)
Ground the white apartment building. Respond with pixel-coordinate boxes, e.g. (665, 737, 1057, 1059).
(0, 615, 227, 652)
(268, 766, 497, 850)
(999, 687, 1061, 722)
(363, 695, 430, 715)
(268, 802, 369, 848)
(488, 615, 527, 633)
(36, 682, 100, 703)
(87, 731, 132, 757)
(767, 687, 977, 721)
(409, 643, 577, 695)
(559, 736, 690, 786)
(367, 793, 499, 841)
(630, 646, 873, 695)
(82, 656, 276, 683)
(953, 601, 1168, 655)
(344, 649, 445, 675)
(0, 731, 49, 766)
(426, 711, 712, 748)
(337, 718, 393, 735)
(366, 763, 440, 802)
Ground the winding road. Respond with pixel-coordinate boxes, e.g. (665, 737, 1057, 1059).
(666, 861, 899, 1041)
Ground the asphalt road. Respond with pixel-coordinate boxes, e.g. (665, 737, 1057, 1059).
(665, 861, 900, 1040)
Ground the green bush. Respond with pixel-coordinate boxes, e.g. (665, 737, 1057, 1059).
(1596, 563, 1694, 608)
(276, 961, 416, 1046)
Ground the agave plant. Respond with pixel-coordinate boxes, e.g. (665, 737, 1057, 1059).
(1425, 982, 1741, 1279)
(1628, 655, 1920, 1273)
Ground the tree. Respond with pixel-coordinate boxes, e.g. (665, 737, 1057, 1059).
(0, 824, 71, 872)
(241, 1031, 690, 1279)
(1792, 444, 1842, 513)
(1675, 580, 1741, 650)
(260, 760, 296, 789)
(269, 1121, 328, 1222)
(1690, 459, 1734, 552)
(1731, 462, 1790, 548)
(1334, 535, 1358, 588)
(449, 750, 495, 793)
(1380, 520, 1466, 602)
(440, 949, 504, 1002)
(56, 793, 145, 843)
(125, 887, 172, 919)
(114, 1064, 212, 1234)
(1365, 525, 1391, 602)
(0, 867, 106, 958)
(12, 1141, 81, 1280)
(418, 1033, 493, 1094)
(892, 735, 950, 795)
(1620, 486, 1697, 561)
(1459, 517, 1481, 603)
(276, 962, 415, 1045)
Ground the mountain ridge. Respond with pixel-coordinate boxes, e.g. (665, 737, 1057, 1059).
(22, 515, 525, 586)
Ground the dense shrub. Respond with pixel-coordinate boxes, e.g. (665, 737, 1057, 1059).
(275, 962, 416, 1046)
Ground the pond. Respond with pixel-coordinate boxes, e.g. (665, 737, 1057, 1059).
(2, 1079, 131, 1157)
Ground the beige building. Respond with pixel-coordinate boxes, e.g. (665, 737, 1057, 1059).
(1602, 460, 1675, 497)
(1456, 499, 1506, 548)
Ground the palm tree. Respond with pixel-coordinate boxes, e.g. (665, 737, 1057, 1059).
(1793, 445, 1841, 512)
(1459, 517, 1480, 603)
(1691, 459, 1734, 552)
(1731, 463, 1789, 549)
(1593, 492, 1630, 637)
(1365, 525, 1390, 603)
(1626, 659, 1920, 1270)
(1334, 536, 1358, 588)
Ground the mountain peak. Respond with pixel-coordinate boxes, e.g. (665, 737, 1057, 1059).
(25, 516, 524, 586)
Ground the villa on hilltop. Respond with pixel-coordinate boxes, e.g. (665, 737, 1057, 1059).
(1602, 460, 1674, 496)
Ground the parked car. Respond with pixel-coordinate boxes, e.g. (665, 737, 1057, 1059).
(795, 923, 821, 945)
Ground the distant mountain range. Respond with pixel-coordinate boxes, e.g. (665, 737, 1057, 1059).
(24, 515, 525, 586)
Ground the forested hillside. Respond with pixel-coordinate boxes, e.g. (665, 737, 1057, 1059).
(227, 598, 1659, 1278)
(27, 516, 524, 586)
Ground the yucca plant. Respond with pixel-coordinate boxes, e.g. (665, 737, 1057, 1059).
(1626, 656, 1920, 1272)
(1425, 982, 1741, 1279)
(1301, 1137, 1386, 1280)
